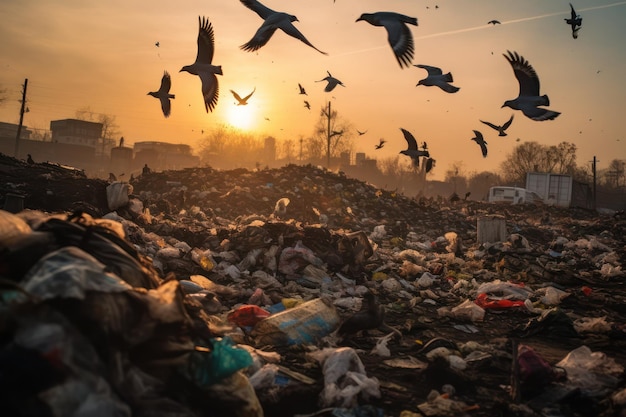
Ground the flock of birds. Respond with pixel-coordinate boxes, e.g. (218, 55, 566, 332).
(146, 0, 584, 169)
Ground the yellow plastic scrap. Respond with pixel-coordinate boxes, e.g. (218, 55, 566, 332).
(372, 271, 388, 281)
(281, 298, 303, 309)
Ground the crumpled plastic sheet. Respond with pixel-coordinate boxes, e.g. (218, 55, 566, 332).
(309, 347, 381, 408)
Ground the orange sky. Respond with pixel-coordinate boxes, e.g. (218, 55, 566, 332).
(1, 0, 625, 180)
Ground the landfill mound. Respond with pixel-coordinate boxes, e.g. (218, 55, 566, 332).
(1, 155, 626, 417)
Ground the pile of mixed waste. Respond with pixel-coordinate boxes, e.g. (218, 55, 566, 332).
(1, 154, 625, 417)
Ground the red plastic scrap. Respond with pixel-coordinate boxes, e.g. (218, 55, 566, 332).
(474, 293, 526, 309)
(227, 305, 271, 327)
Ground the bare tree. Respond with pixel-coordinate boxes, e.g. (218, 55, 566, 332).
(75, 106, 121, 155)
(500, 141, 580, 185)
(278, 138, 297, 163)
(197, 124, 265, 169)
(602, 159, 626, 189)
(310, 102, 354, 166)
(468, 171, 501, 201)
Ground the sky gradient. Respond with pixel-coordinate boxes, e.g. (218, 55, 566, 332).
(1, 0, 624, 180)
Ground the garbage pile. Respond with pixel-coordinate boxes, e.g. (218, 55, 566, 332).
(1, 157, 626, 417)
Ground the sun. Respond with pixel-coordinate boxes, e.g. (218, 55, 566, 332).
(226, 104, 256, 130)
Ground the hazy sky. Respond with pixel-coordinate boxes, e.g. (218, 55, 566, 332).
(1, 0, 625, 180)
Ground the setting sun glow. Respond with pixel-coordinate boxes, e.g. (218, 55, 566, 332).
(226, 104, 256, 130)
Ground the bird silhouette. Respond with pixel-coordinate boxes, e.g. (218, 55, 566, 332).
(303, 100, 311, 109)
(414, 64, 459, 93)
(356, 12, 418, 68)
(180, 17, 223, 113)
(147, 71, 175, 117)
(27, 154, 34, 164)
(502, 50, 560, 121)
(155, 41, 160, 47)
(230, 87, 256, 105)
(400, 128, 430, 167)
(316, 71, 345, 92)
(471, 130, 488, 157)
(375, 138, 386, 149)
(337, 292, 385, 336)
(298, 83, 307, 95)
(565, 3, 582, 39)
(239, 0, 327, 54)
(330, 130, 344, 138)
(480, 114, 514, 136)
(487, 20, 501, 25)
(357, 129, 368, 136)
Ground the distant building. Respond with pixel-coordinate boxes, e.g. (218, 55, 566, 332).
(133, 141, 199, 172)
(50, 119, 103, 148)
(0, 121, 32, 140)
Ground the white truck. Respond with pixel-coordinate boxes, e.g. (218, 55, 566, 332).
(488, 186, 541, 204)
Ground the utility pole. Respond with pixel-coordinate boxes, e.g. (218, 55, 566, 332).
(591, 156, 597, 210)
(14, 78, 28, 158)
(326, 101, 331, 168)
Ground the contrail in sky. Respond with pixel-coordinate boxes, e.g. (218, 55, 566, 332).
(415, 1, 626, 40)
(337, 1, 626, 57)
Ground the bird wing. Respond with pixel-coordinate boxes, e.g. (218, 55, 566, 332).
(159, 71, 172, 94)
(569, 3, 577, 20)
(160, 96, 171, 118)
(400, 128, 418, 150)
(416, 64, 443, 76)
(521, 107, 561, 121)
(437, 81, 460, 93)
(480, 120, 500, 131)
(298, 83, 306, 94)
(502, 114, 514, 130)
(242, 87, 256, 102)
(325, 78, 339, 92)
(385, 19, 415, 68)
(240, 0, 277, 20)
(241, 22, 279, 52)
(199, 72, 219, 112)
(196, 17, 216, 64)
(504, 50, 541, 97)
(277, 18, 327, 54)
(230, 90, 244, 102)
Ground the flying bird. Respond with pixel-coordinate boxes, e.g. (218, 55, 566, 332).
(471, 130, 488, 157)
(303, 100, 311, 109)
(180, 17, 223, 113)
(239, 0, 327, 55)
(316, 71, 345, 92)
(487, 20, 501, 25)
(400, 128, 430, 167)
(480, 114, 514, 136)
(414, 64, 460, 93)
(230, 87, 256, 105)
(357, 129, 368, 136)
(298, 83, 307, 95)
(502, 50, 560, 121)
(375, 138, 386, 149)
(356, 12, 418, 68)
(565, 3, 582, 39)
(147, 71, 175, 118)
(155, 41, 160, 47)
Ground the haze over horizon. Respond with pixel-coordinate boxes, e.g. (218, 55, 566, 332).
(1, 0, 624, 180)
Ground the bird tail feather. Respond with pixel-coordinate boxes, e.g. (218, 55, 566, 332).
(444, 72, 453, 82)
